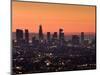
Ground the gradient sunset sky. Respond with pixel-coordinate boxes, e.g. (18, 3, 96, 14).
(12, 1, 96, 34)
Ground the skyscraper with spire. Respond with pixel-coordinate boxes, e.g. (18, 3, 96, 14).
(39, 25, 44, 40)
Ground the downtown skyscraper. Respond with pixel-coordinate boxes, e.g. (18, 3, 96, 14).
(39, 25, 44, 40)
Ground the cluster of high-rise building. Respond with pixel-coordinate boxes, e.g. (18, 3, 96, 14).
(14, 25, 87, 46)
(14, 25, 66, 45)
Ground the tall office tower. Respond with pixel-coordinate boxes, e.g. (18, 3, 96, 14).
(81, 32, 84, 43)
(39, 25, 44, 40)
(47, 32, 51, 41)
(72, 35, 80, 45)
(59, 28, 65, 41)
(25, 29, 29, 43)
(53, 32, 58, 39)
(16, 29, 23, 42)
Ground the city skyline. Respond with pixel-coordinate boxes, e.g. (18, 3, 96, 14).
(12, 1, 96, 33)
(12, 25, 96, 36)
(13, 25, 95, 42)
(12, 25, 96, 42)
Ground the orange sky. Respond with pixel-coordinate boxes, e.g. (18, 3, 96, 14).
(12, 1, 96, 34)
